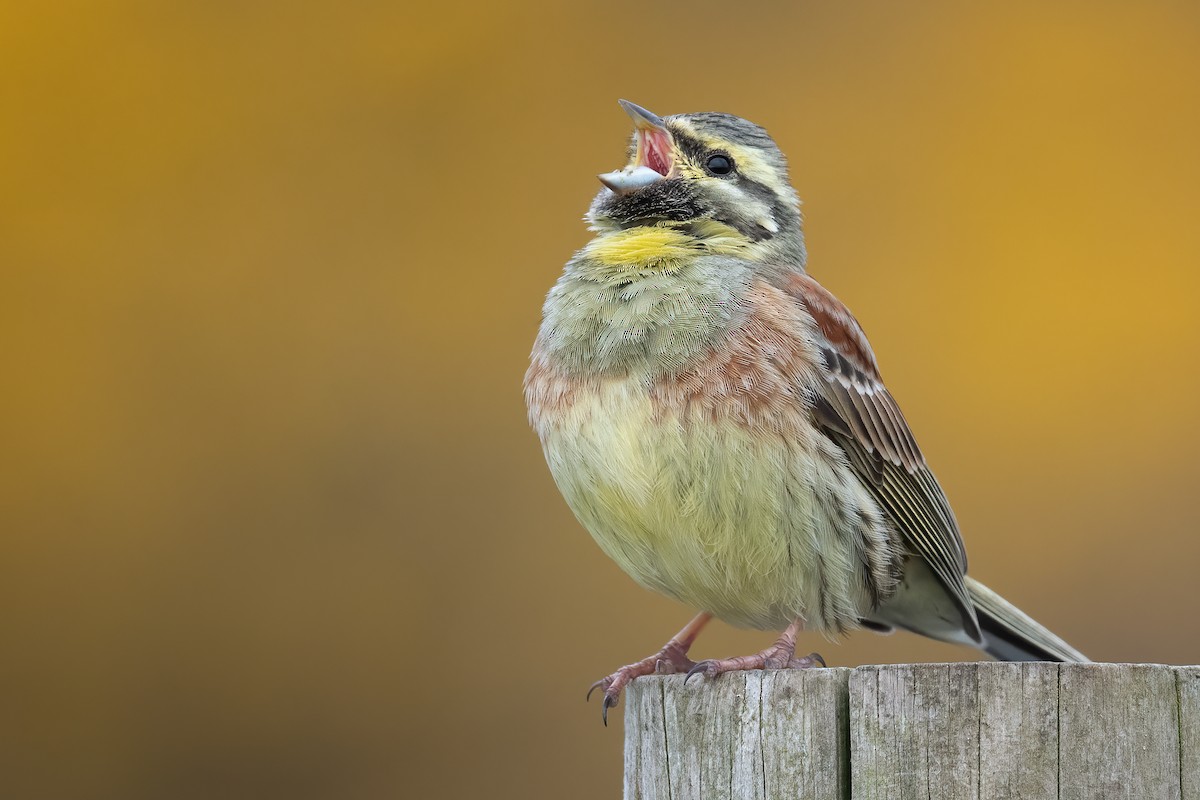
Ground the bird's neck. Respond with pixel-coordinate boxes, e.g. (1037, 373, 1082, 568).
(580, 220, 766, 274)
(536, 226, 758, 379)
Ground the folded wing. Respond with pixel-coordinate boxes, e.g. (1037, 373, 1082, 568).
(781, 272, 981, 642)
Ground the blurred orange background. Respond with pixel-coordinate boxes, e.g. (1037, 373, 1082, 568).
(3, 1, 1199, 798)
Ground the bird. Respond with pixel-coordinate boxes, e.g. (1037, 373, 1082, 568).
(524, 99, 1087, 724)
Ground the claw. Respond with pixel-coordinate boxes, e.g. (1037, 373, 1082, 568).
(797, 651, 826, 668)
(685, 660, 714, 684)
(583, 613, 714, 725)
(602, 693, 617, 726)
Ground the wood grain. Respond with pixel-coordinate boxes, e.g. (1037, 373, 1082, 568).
(1180, 667, 1200, 800)
(850, 663, 981, 800)
(624, 669, 850, 800)
(625, 664, 1197, 800)
(1058, 663, 1181, 800)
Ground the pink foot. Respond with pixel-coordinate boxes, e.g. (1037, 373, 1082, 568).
(684, 619, 824, 683)
(586, 613, 711, 725)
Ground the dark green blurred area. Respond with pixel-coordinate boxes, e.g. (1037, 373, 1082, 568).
(2, 2, 1199, 798)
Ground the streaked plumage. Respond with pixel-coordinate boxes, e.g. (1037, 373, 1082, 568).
(525, 100, 1086, 720)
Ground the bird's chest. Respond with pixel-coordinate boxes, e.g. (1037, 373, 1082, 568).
(531, 374, 839, 630)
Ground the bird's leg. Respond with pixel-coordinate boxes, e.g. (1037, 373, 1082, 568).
(685, 618, 824, 683)
(588, 612, 712, 725)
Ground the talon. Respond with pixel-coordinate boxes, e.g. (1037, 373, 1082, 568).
(584, 613, 713, 725)
(685, 661, 713, 684)
(785, 651, 826, 669)
(602, 693, 617, 726)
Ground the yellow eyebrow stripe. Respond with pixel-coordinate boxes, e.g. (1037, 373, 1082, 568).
(668, 118, 793, 199)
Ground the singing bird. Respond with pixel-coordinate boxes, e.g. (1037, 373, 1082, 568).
(525, 100, 1086, 722)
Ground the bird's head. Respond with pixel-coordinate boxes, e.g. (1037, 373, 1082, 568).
(587, 100, 806, 269)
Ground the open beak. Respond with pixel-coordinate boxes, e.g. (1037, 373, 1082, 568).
(598, 100, 674, 196)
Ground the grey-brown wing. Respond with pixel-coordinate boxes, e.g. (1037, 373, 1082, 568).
(784, 273, 980, 641)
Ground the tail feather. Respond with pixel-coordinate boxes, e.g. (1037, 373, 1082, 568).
(966, 576, 1088, 662)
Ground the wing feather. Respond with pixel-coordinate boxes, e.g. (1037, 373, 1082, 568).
(783, 273, 979, 641)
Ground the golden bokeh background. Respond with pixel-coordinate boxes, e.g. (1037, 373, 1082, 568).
(3, 1, 1199, 798)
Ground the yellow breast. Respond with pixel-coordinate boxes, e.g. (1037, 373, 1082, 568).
(532, 375, 877, 632)
(525, 279, 894, 634)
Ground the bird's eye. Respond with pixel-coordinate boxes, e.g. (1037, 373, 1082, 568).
(705, 154, 734, 176)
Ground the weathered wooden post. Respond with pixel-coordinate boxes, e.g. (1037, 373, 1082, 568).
(625, 664, 1200, 800)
